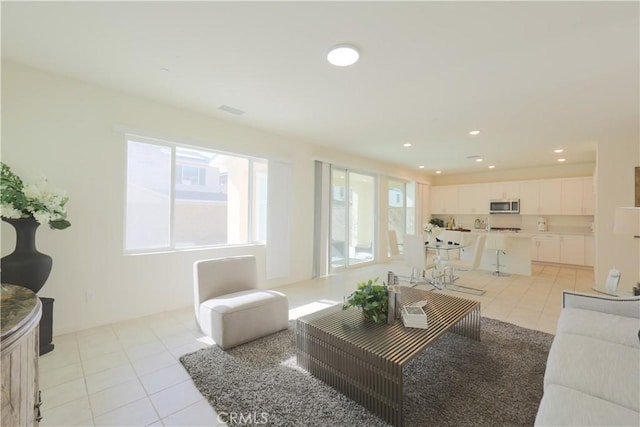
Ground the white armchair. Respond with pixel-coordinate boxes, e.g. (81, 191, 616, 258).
(194, 255, 289, 350)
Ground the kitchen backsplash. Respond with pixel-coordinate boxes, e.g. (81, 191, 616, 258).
(432, 214, 594, 234)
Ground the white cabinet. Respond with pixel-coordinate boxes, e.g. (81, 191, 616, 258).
(519, 181, 540, 215)
(532, 234, 561, 263)
(560, 235, 585, 265)
(430, 186, 459, 215)
(489, 181, 520, 200)
(538, 180, 562, 215)
(431, 176, 593, 216)
(458, 183, 490, 214)
(560, 178, 583, 215)
(561, 177, 595, 215)
(519, 179, 561, 215)
(532, 234, 591, 266)
(584, 235, 595, 267)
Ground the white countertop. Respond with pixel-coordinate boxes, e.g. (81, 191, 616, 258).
(462, 229, 594, 238)
(528, 231, 593, 236)
(468, 230, 533, 238)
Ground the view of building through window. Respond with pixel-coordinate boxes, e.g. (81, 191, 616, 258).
(125, 139, 267, 252)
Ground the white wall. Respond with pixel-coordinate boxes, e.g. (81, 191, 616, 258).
(432, 163, 595, 186)
(1, 61, 426, 334)
(595, 139, 640, 291)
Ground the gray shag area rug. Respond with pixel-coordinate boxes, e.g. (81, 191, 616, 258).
(180, 317, 553, 427)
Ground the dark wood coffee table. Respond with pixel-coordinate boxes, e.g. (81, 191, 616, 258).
(296, 287, 480, 426)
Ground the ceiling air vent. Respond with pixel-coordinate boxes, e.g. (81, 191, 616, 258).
(218, 105, 245, 116)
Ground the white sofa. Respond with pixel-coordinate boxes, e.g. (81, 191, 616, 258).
(535, 291, 640, 426)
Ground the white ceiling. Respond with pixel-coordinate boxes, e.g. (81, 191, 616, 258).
(2, 1, 638, 175)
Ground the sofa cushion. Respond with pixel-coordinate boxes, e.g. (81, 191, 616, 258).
(558, 308, 640, 348)
(535, 384, 640, 426)
(544, 333, 640, 412)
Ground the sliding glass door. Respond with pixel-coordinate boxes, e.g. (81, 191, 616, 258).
(387, 178, 416, 254)
(330, 167, 376, 271)
(388, 178, 406, 252)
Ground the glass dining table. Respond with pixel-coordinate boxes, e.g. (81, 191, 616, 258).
(425, 241, 467, 290)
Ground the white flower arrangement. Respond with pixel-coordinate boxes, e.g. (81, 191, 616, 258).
(423, 223, 440, 235)
(1, 162, 70, 230)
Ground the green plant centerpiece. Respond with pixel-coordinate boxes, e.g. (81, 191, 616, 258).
(429, 218, 444, 228)
(343, 277, 389, 323)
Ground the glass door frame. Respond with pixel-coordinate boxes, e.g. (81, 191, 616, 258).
(329, 166, 377, 273)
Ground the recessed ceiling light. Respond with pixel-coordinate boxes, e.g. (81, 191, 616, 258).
(327, 44, 360, 67)
(554, 149, 564, 153)
(403, 143, 412, 147)
(469, 130, 480, 136)
(418, 165, 425, 169)
(557, 158, 567, 162)
(488, 165, 495, 169)
(475, 158, 484, 163)
(435, 170, 442, 174)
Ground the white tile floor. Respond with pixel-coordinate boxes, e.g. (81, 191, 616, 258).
(39, 261, 595, 426)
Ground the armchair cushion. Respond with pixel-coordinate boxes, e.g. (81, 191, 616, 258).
(198, 289, 288, 350)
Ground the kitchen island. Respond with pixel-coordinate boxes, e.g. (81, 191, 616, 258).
(455, 230, 534, 276)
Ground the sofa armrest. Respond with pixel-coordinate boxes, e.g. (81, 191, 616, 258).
(562, 291, 640, 319)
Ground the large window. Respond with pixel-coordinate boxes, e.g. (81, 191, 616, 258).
(125, 138, 267, 252)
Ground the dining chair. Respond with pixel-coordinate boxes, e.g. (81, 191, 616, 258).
(443, 234, 487, 295)
(403, 234, 436, 286)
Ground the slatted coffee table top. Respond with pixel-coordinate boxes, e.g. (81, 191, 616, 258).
(298, 287, 479, 367)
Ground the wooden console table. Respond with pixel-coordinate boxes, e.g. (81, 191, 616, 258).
(1, 284, 43, 426)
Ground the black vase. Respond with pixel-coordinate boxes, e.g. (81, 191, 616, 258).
(1, 217, 53, 294)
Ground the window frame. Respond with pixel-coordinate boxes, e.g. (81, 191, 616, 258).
(176, 164, 206, 186)
(123, 135, 267, 254)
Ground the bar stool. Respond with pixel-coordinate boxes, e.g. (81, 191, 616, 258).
(484, 234, 509, 276)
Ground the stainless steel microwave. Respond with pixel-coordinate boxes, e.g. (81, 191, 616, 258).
(490, 199, 520, 214)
